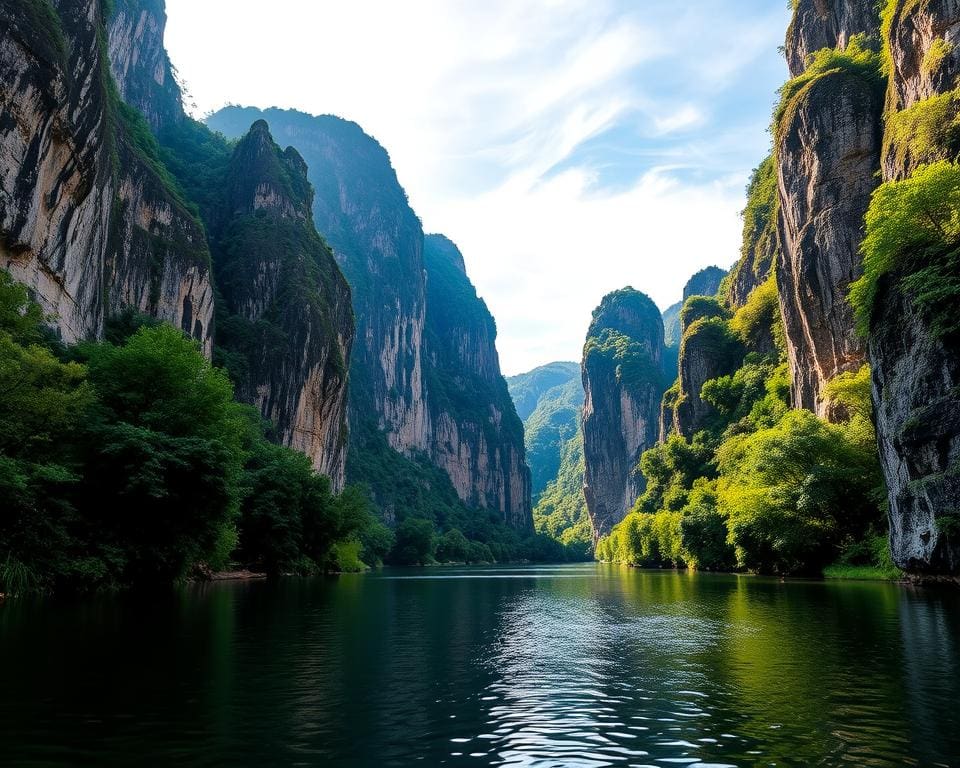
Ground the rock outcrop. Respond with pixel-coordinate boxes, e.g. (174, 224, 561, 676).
(776, 53, 883, 419)
(581, 288, 665, 538)
(869, 0, 960, 576)
(785, 0, 880, 77)
(0, 0, 212, 353)
(683, 266, 726, 301)
(107, 0, 183, 132)
(670, 298, 743, 438)
(659, 268, 735, 441)
(207, 106, 533, 528)
(423, 234, 531, 529)
(214, 120, 353, 487)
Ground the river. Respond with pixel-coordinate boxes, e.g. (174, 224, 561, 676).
(1, 564, 958, 767)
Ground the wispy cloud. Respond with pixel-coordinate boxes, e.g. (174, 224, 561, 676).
(165, 0, 790, 374)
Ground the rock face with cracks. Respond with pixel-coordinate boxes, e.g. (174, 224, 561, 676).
(0, 0, 212, 354)
(581, 288, 665, 539)
(207, 106, 533, 528)
(869, 0, 960, 576)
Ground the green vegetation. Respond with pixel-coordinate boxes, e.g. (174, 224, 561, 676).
(884, 91, 960, 172)
(775, 34, 884, 135)
(850, 161, 960, 336)
(823, 534, 903, 580)
(680, 295, 729, 330)
(0, 272, 377, 595)
(511, 370, 583, 501)
(599, 270, 885, 576)
(19, 0, 67, 66)
(729, 275, 785, 352)
(532, 433, 592, 558)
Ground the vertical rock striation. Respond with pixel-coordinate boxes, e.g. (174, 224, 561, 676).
(870, 0, 960, 576)
(776, 3, 883, 419)
(106, 0, 182, 132)
(0, 0, 212, 353)
(581, 288, 665, 538)
(785, 0, 881, 77)
(214, 120, 354, 487)
(423, 234, 531, 528)
(207, 107, 533, 528)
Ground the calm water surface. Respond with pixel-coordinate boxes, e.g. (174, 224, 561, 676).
(1, 564, 958, 767)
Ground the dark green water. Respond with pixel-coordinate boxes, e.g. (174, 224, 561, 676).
(1, 564, 959, 767)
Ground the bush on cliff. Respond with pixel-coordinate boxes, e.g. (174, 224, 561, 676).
(850, 160, 960, 336)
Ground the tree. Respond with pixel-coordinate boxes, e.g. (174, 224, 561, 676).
(390, 518, 436, 565)
(78, 325, 246, 583)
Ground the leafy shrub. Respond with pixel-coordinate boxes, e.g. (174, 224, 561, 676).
(885, 90, 960, 172)
(717, 410, 881, 574)
(850, 161, 960, 335)
(597, 510, 685, 568)
(729, 275, 785, 353)
(680, 295, 729, 332)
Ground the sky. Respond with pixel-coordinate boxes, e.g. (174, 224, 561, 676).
(164, 0, 791, 375)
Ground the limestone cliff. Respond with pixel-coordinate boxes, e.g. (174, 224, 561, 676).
(869, 0, 960, 575)
(785, 0, 880, 78)
(207, 106, 533, 528)
(0, 0, 212, 353)
(106, 0, 182, 132)
(213, 120, 353, 487)
(581, 288, 665, 538)
(659, 269, 734, 441)
(776, 17, 883, 420)
(669, 297, 743, 439)
(423, 234, 531, 528)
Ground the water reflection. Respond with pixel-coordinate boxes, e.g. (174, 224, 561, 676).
(0, 565, 957, 767)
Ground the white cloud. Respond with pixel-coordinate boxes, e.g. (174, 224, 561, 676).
(163, 0, 789, 375)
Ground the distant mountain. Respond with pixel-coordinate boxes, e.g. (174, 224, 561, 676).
(507, 362, 582, 501)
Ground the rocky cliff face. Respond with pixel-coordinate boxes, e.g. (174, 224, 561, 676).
(671, 299, 743, 438)
(0, 0, 212, 353)
(422, 234, 531, 528)
(208, 108, 430, 450)
(581, 288, 665, 538)
(785, 0, 880, 77)
(870, 0, 960, 576)
(213, 120, 353, 487)
(776, 42, 883, 419)
(659, 269, 735, 441)
(207, 107, 533, 528)
(106, 0, 182, 132)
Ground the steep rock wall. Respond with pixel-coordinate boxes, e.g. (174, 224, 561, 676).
(423, 234, 531, 528)
(785, 0, 881, 77)
(776, 68, 882, 418)
(215, 120, 353, 487)
(1, 0, 114, 342)
(0, 0, 212, 352)
(106, 0, 182, 132)
(581, 288, 665, 538)
(871, 0, 960, 575)
(207, 107, 533, 527)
